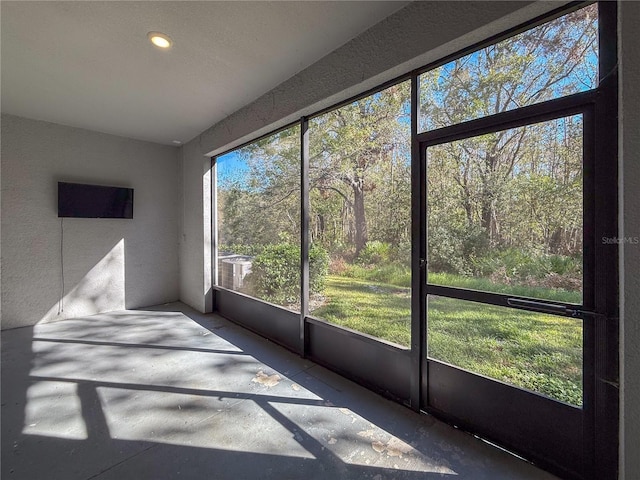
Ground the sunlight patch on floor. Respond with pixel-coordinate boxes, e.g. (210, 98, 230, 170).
(23, 381, 88, 440)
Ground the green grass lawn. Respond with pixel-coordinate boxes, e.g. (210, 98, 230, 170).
(312, 274, 582, 405)
(312, 275, 412, 345)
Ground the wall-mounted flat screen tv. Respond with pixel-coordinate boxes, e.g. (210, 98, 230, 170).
(58, 182, 134, 218)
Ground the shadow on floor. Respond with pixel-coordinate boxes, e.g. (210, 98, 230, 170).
(1, 302, 556, 480)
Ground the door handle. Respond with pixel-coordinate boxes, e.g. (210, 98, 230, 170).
(507, 298, 603, 319)
(506, 298, 569, 316)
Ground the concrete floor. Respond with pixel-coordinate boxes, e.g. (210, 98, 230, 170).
(1, 302, 560, 480)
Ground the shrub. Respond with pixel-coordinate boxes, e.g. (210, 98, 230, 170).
(248, 243, 328, 305)
(309, 244, 330, 293)
(342, 262, 411, 287)
(391, 240, 412, 268)
(247, 243, 299, 305)
(357, 241, 392, 265)
(544, 254, 581, 276)
(471, 248, 582, 292)
(472, 248, 541, 278)
(428, 224, 488, 275)
(329, 256, 349, 275)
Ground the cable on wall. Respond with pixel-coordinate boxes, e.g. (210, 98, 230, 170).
(58, 217, 65, 314)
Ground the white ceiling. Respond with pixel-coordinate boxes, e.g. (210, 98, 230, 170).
(1, 1, 407, 145)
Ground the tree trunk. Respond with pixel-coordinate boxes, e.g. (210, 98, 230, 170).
(480, 153, 498, 245)
(318, 213, 325, 238)
(353, 181, 368, 256)
(463, 196, 474, 226)
(481, 201, 492, 236)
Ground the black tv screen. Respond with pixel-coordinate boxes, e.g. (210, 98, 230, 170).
(58, 182, 133, 219)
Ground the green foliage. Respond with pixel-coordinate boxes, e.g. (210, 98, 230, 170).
(470, 248, 582, 290)
(357, 241, 392, 265)
(217, 124, 301, 249)
(309, 244, 330, 293)
(391, 240, 412, 268)
(248, 243, 300, 305)
(545, 254, 582, 276)
(428, 224, 488, 275)
(513, 370, 582, 406)
(327, 240, 413, 287)
(475, 249, 527, 277)
(308, 81, 411, 254)
(247, 243, 328, 305)
(343, 262, 411, 288)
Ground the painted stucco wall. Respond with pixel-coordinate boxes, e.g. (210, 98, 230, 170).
(619, 2, 640, 478)
(178, 140, 212, 313)
(1, 114, 180, 329)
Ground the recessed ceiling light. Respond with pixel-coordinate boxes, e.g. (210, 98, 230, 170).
(172, 140, 182, 145)
(148, 32, 172, 49)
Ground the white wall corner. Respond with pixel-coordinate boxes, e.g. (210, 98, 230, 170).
(203, 154, 213, 313)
